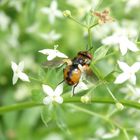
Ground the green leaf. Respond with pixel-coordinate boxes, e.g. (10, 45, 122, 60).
(41, 105, 54, 126)
(31, 89, 44, 103)
(103, 71, 116, 82)
(38, 68, 46, 81)
(94, 46, 110, 62)
(54, 105, 71, 136)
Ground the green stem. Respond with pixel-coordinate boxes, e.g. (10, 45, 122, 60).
(87, 23, 98, 49)
(91, 64, 104, 80)
(1, 98, 140, 114)
(29, 76, 42, 83)
(64, 97, 140, 110)
(68, 104, 129, 139)
(68, 16, 88, 28)
(89, 22, 98, 29)
(106, 86, 118, 103)
(123, 129, 130, 140)
(106, 108, 118, 118)
(88, 28, 92, 49)
(68, 104, 108, 121)
(0, 102, 42, 114)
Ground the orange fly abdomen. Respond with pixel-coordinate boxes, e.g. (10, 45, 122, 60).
(63, 65, 81, 85)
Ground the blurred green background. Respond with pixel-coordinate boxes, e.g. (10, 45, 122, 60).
(0, 0, 140, 140)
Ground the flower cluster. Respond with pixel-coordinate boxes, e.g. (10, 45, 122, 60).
(38, 45, 68, 61)
(40, 0, 63, 24)
(114, 61, 140, 85)
(92, 9, 114, 24)
(11, 61, 30, 85)
(102, 33, 138, 55)
(11, 43, 91, 105)
(42, 84, 63, 104)
(102, 25, 140, 85)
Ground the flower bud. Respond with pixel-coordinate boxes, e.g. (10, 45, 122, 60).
(81, 95, 91, 104)
(116, 102, 124, 110)
(63, 10, 71, 17)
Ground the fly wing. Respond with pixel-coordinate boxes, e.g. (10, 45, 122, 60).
(83, 67, 98, 83)
(42, 58, 72, 68)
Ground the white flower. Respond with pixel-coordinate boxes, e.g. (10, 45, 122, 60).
(15, 84, 30, 101)
(132, 136, 138, 140)
(7, 23, 20, 48)
(26, 23, 39, 33)
(11, 61, 30, 85)
(67, 0, 99, 17)
(0, 12, 10, 31)
(40, 0, 62, 24)
(125, 0, 140, 13)
(42, 84, 63, 104)
(38, 45, 68, 61)
(73, 81, 88, 94)
(102, 34, 138, 55)
(120, 85, 140, 101)
(39, 30, 61, 43)
(101, 129, 120, 139)
(114, 61, 140, 84)
(8, 0, 23, 12)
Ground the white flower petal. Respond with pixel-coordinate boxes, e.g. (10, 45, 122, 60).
(127, 40, 139, 52)
(54, 83, 63, 96)
(52, 33, 61, 40)
(11, 61, 18, 72)
(132, 136, 138, 140)
(18, 61, 24, 71)
(49, 14, 55, 24)
(18, 72, 30, 82)
(39, 34, 49, 41)
(56, 51, 68, 58)
(55, 10, 63, 17)
(114, 73, 129, 84)
(42, 84, 54, 96)
(54, 96, 63, 104)
(40, 0, 62, 24)
(39, 48, 67, 60)
(117, 61, 130, 72)
(0, 12, 10, 31)
(39, 49, 56, 60)
(40, 8, 49, 14)
(51, 0, 57, 10)
(130, 74, 136, 85)
(102, 129, 120, 139)
(74, 82, 88, 94)
(38, 49, 54, 55)
(102, 35, 119, 45)
(12, 73, 18, 85)
(119, 42, 128, 55)
(47, 54, 56, 60)
(39, 31, 61, 42)
(43, 96, 52, 105)
(131, 62, 140, 73)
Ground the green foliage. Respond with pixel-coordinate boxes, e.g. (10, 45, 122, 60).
(41, 105, 54, 126)
(94, 45, 110, 62)
(31, 89, 44, 103)
(0, 0, 140, 139)
(104, 71, 116, 82)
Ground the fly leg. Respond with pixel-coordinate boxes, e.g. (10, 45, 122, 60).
(72, 82, 79, 96)
(57, 79, 65, 86)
